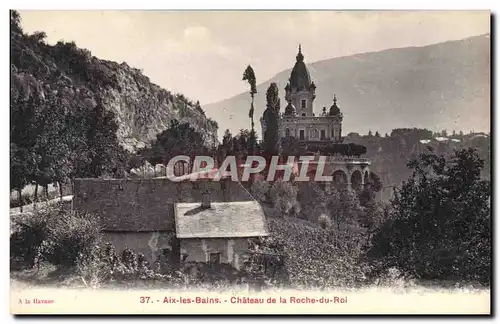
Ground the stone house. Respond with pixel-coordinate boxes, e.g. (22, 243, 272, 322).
(72, 177, 256, 265)
(175, 189, 269, 270)
(72, 174, 267, 268)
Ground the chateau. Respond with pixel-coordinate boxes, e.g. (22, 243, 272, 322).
(260, 45, 343, 146)
(260, 45, 371, 189)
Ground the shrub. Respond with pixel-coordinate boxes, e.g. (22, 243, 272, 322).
(296, 182, 327, 221)
(10, 207, 52, 267)
(266, 217, 366, 288)
(250, 179, 270, 203)
(43, 210, 103, 267)
(269, 180, 299, 217)
(367, 148, 491, 285)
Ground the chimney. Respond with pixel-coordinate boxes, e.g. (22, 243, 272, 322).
(201, 182, 211, 209)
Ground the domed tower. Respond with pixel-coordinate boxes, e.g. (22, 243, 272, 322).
(328, 94, 343, 141)
(285, 45, 316, 117)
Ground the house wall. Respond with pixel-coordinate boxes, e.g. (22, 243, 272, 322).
(73, 178, 252, 231)
(180, 238, 249, 270)
(104, 231, 173, 265)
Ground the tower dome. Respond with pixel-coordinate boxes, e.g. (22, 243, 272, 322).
(284, 102, 296, 116)
(329, 94, 341, 116)
(289, 45, 312, 91)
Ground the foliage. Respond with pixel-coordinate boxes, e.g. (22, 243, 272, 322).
(296, 182, 328, 222)
(262, 83, 281, 156)
(140, 119, 206, 166)
(10, 10, 214, 196)
(250, 178, 271, 203)
(10, 207, 51, 267)
(320, 143, 368, 157)
(268, 180, 299, 217)
(280, 136, 301, 157)
(242, 65, 257, 96)
(266, 216, 366, 288)
(368, 148, 491, 285)
(42, 210, 104, 267)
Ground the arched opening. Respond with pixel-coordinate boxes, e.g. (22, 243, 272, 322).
(350, 170, 363, 192)
(332, 170, 348, 189)
(363, 171, 370, 189)
(285, 128, 290, 136)
(174, 160, 189, 177)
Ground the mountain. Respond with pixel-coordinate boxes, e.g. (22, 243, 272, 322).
(204, 34, 490, 139)
(10, 12, 219, 152)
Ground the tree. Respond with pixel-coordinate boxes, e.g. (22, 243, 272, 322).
(147, 119, 206, 166)
(262, 83, 281, 156)
(368, 130, 373, 137)
(242, 65, 257, 132)
(368, 148, 491, 284)
(280, 136, 301, 158)
(375, 131, 380, 137)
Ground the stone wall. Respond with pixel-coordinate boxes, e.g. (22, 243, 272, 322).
(105, 231, 173, 264)
(180, 238, 249, 270)
(73, 178, 253, 232)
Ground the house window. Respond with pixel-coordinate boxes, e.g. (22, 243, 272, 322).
(285, 128, 290, 136)
(321, 129, 326, 140)
(299, 130, 305, 140)
(301, 99, 306, 109)
(209, 252, 221, 264)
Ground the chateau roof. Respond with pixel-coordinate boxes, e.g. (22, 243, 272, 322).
(284, 102, 296, 115)
(329, 95, 341, 116)
(175, 201, 269, 239)
(289, 45, 312, 91)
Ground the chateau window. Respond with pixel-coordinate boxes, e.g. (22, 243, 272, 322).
(331, 129, 334, 138)
(299, 130, 305, 140)
(209, 252, 221, 264)
(312, 128, 319, 139)
(174, 161, 188, 177)
(285, 128, 290, 136)
(301, 113, 306, 117)
(321, 129, 326, 140)
(301, 100, 306, 109)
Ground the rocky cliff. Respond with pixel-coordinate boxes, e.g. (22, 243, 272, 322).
(10, 11, 218, 152)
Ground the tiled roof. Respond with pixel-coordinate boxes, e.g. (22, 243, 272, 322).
(175, 201, 269, 239)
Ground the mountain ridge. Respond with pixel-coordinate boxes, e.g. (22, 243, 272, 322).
(204, 34, 490, 139)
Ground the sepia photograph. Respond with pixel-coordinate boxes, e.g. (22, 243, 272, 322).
(9, 9, 491, 315)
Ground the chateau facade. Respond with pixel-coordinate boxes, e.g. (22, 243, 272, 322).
(260, 45, 343, 145)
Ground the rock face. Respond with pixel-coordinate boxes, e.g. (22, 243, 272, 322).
(95, 61, 219, 151)
(10, 20, 218, 152)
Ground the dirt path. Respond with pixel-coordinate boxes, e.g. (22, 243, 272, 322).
(10, 195, 73, 216)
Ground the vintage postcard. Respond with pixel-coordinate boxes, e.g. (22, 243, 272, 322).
(9, 10, 491, 315)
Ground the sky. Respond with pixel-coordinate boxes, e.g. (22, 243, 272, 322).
(17, 10, 490, 105)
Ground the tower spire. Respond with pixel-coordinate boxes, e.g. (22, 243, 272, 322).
(333, 94, 337, 106)
(296, 44, 304, 62)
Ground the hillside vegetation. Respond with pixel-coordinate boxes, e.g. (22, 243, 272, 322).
(10, 10, 218, 153)
(10, 10, 219, 203)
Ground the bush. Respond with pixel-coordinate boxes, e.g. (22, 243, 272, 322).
(267, 217, 365, 288)
(269, 180, 299, 217)
(250, 179, 270, 203)
(367, 148, 491, 285)
(10, 207, 52, 267)
(296, 182, 327, 221)
(43, 210, 103, 267)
